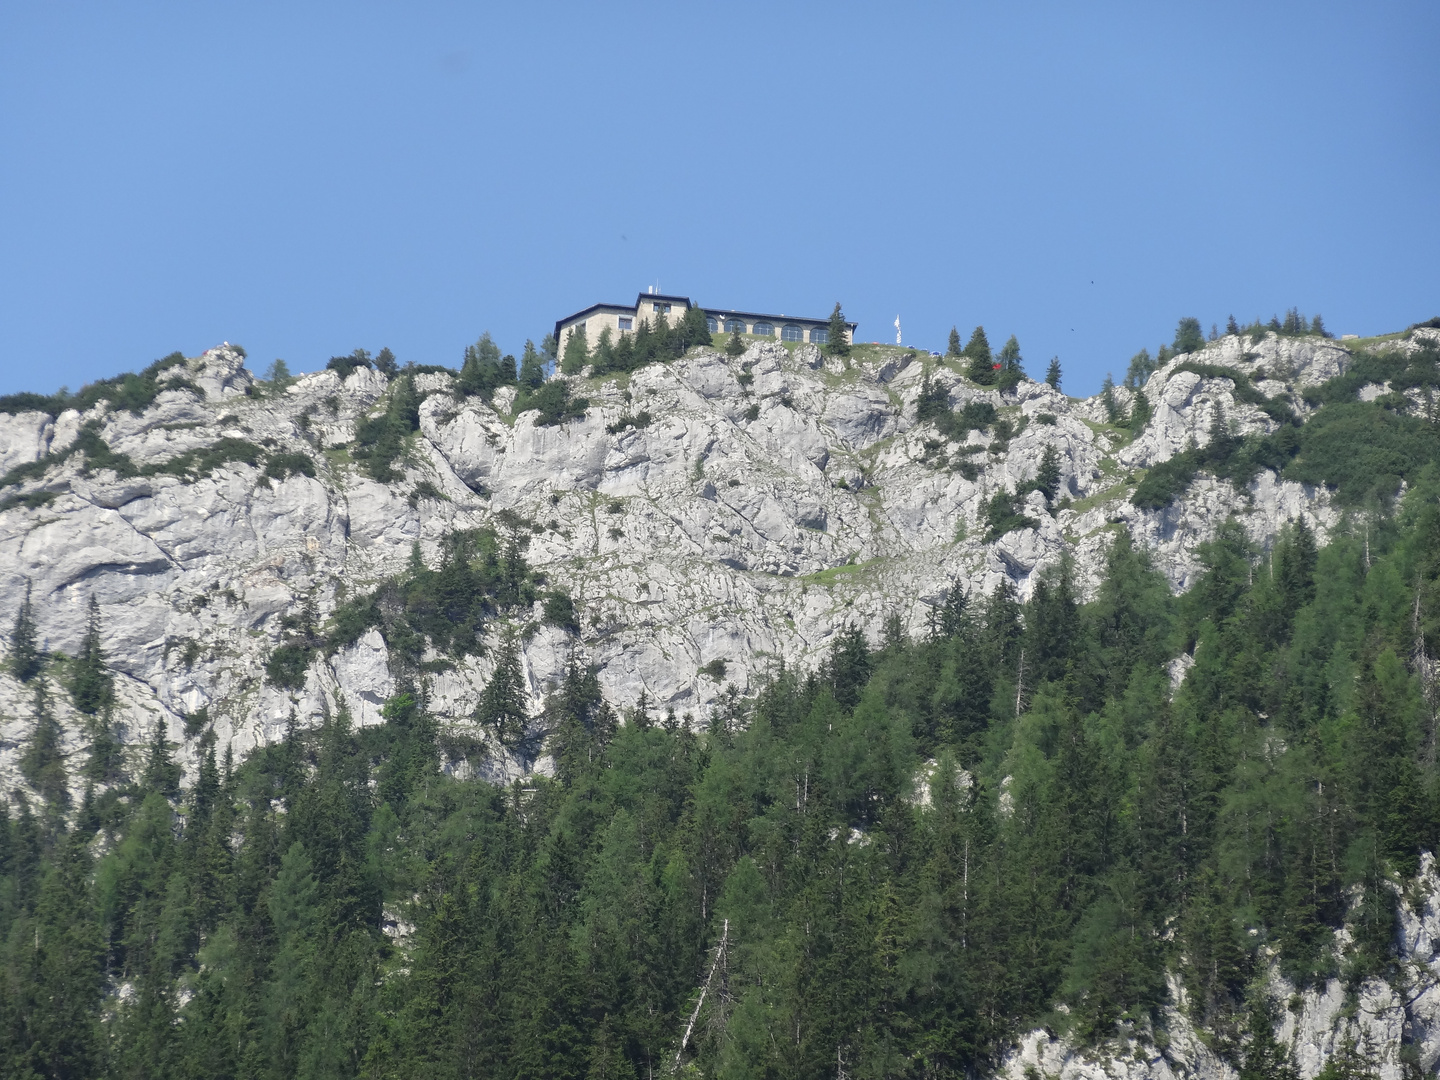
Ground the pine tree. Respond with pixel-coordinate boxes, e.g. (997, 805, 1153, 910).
(1034, 443, 1062, 504)
(1124, 348, 1155, 389)
(947, 326, 962, 358)
(1130, 385, 1152, 432)
(264, 358, 294, 389)
(1101, 373, 1126, 425)
(459, 332, 509, 399)
(560, 325, 589, 375)
(1310, 313, 1327, 337)
(518, 341, 546, 390)
(1226, 314, 1240, 336)
(476, 631, 528, 748)
(1173, 317, 1205, 355)
(21, 679, 68, 810)
(681, 305, 713, 349)
(726, 327, 746, 357)
(1045, 356, 1062, 389)
(826, 303, 850, 356)
(83, 705, 124, 787)
(70, 596, 113, 716)
(964, 326, 995, 384)
(19, 833, 105, 1077)
(9, 579, 42, 682)
(375, 346, 398, 376)
(997, 334, 1024, 390)
(823, 624, 871, 709)
(143, 717, 181, 799)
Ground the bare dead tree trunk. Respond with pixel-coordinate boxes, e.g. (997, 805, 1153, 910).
(1415, 586, 1438, 768)
(1014, 648, 1027, 717)
(674, 919, 728, 1073)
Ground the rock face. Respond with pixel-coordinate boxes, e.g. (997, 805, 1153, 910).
(0, 332, 1381, 784)
(999, 852, 1440, 1080)
(0, 328, 1436, 1075)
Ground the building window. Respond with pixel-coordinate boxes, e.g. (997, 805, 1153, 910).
(652, 302, 671, 314)
(618, 316, 633, 332)
(810, 326, 828, 344)
(724, 318, 745, 334)
(752, 321, 774, 337)
(781, 324, 803, 342)
(706, 316, 718, 333)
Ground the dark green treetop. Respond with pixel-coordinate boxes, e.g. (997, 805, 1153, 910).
(518, 340, 546, 391)
(1046, 356, 1062, 389)
(826, 303, 850, 356)
(964, 326, 995, 384)
(561, 325, 589, 374)
(71, 596, 113, 716)
(1173, 317, 1205, 355)
(1034, 443, 1062, 504)
(1124, 348, 1156, 389)
(947, 326, 962, 358)
(10, 579, 42, 683)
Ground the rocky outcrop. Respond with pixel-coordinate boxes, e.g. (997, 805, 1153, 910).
(0, 329, 1403, 791)
(999, 852, 1440, 1080)
(2, 327, 1435, 1076)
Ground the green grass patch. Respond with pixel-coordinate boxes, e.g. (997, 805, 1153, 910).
(800, 558, 882, 586)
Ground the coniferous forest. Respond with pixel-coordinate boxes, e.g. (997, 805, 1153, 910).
(3, 344, 1440, 1078)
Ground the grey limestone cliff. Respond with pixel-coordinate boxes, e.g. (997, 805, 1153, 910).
(3, 326, 1440, 1076)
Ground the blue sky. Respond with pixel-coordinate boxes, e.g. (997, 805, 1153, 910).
(1, 1, 1436, 398)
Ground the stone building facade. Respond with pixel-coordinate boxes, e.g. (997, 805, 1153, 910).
(555, 290, 857, 356)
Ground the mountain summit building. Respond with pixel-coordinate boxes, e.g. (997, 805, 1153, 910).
(554, 290, 857, 356)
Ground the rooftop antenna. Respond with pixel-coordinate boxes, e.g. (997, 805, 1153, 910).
(894, 315, 902, 345)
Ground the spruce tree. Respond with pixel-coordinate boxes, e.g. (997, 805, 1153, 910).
(70, 596, 113, 716)
(947, 326, 962, 358)
(825, 303, 850, 356)
(1173, 317, 1205, 355)
(1130, 385, 1152, 432)
(1034, 443, 1062, 505)
(518, 341, 546, 391)
(1101, 373, 1125, 424)
(726, 327, 746, 357)
(680, 305, 712, 349)
(560, 325, 589, 375)
(1045, 356, 1062, 389)
(1124, 348, 1155, 389)
(997, 334, 1024, 390)
(375, 347, 398, 377)
(83, 706, 124, 787)
(964, 326, 995, 384)
(143, 717, 181, 799)
(476, 631, 528, 748)
(9, 579, 42, 683)
(21, 679, 68, 810)
(264, 358, 294, 389)
(1226, 314, 1240, 336)
(458, 332, 505, 399)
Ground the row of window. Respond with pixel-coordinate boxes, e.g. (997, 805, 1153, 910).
(576, 313, 829, 345)
(704, 316, 827, 344)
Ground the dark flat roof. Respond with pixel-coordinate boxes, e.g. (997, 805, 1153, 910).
(555, 296, 857, 338)
(705, 308, 857, 330)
